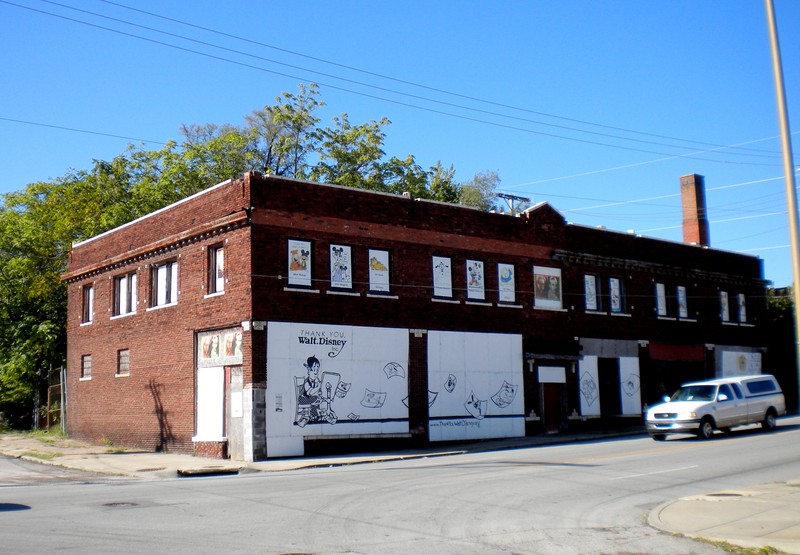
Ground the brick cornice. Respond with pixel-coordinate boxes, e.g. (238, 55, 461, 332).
(62, 211, 249, 283)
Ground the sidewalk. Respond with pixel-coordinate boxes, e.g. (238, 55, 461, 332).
(2, 428, 799, 554)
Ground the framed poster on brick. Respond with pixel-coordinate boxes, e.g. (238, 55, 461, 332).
(466, 259, 485, 300)
(432, 256, 452, 298)
(329, 244, 352, 290)
(287, 239, 312, 287)
(368, 249, 391, 293)
(533, 266, 562, 310)
(498, 263, 515, 303)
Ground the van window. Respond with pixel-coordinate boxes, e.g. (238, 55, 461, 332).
(745, 378, 777, 395)
(718, 384, 734, 401)
(730, 383, 744, 399)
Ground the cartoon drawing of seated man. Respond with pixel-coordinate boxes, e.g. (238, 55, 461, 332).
(295, 356, 342, 427)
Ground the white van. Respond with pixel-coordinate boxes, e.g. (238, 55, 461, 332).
(645, 374, 786, 440)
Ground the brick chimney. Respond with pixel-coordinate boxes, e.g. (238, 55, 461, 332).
(680, 173, 710, 246)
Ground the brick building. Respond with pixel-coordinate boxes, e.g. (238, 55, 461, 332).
(62, 172, 768, 460)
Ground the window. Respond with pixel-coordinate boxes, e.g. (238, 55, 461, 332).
(209, 245, 225, 294)
(80, 354, 92, 379)
(117, 349, 130, 376)
(737, 293, 747, 323)
(152, 261, 178, 307)
(432, 256, 452, 298)
(718, 383, 734, 401)
(677, 285, 689, 318)
(113, 271, 137, 316)
(720, 291, 730, 322)
(584, 275, 601, 311)
(330, 244, 353, 290)
(368, 249, 391, 293)
(497, 263, 516, 303)
(609, 277, 625, 314)
(466, 259, 485, 300)
(81, 284, 94, 323)
(655, 282, 669, 316)
(533, 266, 562, 310)
(287, 239, 312, 287)
(746, 378, 777, 395)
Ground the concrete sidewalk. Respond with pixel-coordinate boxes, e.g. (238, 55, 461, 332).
(1, 429, 799, 554)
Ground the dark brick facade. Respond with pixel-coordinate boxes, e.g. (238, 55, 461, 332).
(63, 172, 768, 459)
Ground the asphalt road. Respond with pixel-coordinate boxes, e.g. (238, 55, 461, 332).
(2, 422, 799, 554)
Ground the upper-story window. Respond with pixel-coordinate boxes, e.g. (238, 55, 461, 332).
(208, 245, 225, 294)
(655, 282, 669, 317)
(720, 291, 730, 322)
(368, 249, 391, 294)
(466, 259, 485, 301)
(534, 266, 562, 310)
(737, 293, 747, 323)
(81, 284, 94, 324)
(677, 285, 689, 318)
(432, 256, 453, 298)
(498, 263, 516, 304)
(287, 239, 312, 288)
(113, 271, 137, 316)
(584, 274, 602, 312)
(609, 277, 626, 314)
(330, 244, 353, 290)
(151, 260, 178, 307)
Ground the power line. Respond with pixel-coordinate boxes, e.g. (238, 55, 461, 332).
(0, 116, 166, 145)
(1, 0, 781, 166)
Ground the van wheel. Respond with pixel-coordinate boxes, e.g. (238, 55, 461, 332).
(651, 434, 666, 441)
(762, 410, 777, 431)
(697, 418, 714, 439)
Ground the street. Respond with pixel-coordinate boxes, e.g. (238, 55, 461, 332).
(2, 420, 799, 554)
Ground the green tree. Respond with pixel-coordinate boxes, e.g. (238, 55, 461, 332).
(459, 170, 501, 211)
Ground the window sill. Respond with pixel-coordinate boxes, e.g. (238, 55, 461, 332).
(204, 291, 225, 299)
(111, 312, 137, 320)
(79, 377, 92, 381)
(147, 302, 177, 312)
(284, 287, 320, 294)
(326, 290, 361, 297)
(80, 321, 93, 326)
(657, 316, 677, 321)
(609, 312, 632, 317)
(498, 303, 523, 309)
(585, 310, 607, 315)
(465, 300, 492, 306)
(367, 293, 399, 299)
(115, 372, 130, 378)
(432, 298, 460, 304)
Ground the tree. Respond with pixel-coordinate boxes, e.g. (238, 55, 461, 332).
(459, 170, 501, 211)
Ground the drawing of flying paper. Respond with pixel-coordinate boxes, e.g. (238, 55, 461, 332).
(491, 380, 517, 408)
(361, 389, 386, 409)
(444, 374, 457, 393)
(383, 362, 405, 379)
(465, 391, 487, 420)
(428, 390, 438, 407)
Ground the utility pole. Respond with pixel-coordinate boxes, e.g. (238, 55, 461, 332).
(765, 0, 800, 404)
(497, 193, 531, 216)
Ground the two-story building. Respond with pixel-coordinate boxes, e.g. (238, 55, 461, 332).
(62, 172, 768, 460)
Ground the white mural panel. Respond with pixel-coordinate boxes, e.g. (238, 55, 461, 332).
(194, 366, 224, 441)
(619, 357, 641, 415)
(265, 323, 409, 457)
(427, 331, 524, 441)
(578, 356, 601, 416)
(721, 350, 762, 377)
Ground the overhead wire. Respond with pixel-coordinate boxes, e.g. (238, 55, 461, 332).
(0, 0, 784, 167)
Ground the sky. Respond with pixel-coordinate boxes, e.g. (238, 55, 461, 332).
(1, 0, 799, 287)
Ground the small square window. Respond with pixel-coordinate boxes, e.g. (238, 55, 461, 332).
(81, 354, 92, 379)
(117, 349, 130, 376)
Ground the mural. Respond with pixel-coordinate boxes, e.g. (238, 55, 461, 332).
(197, 327, 243, 368)
(427, 331, 524, 442)
(265, 322, 409, 456)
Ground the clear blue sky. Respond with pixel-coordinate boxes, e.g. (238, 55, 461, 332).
(2, 1, 799, 287)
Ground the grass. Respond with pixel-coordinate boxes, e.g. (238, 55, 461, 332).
(21, 450, 62, 461)
(696, 537, 785, 554)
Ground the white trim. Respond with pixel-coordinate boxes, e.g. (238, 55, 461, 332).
(367, 294, 399, 299)
(72, 179, 233, 247)
(284, 287, 320, 294)
(325, 290, 361, 297)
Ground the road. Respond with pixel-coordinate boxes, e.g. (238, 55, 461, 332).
(2, 421, 799, 554)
